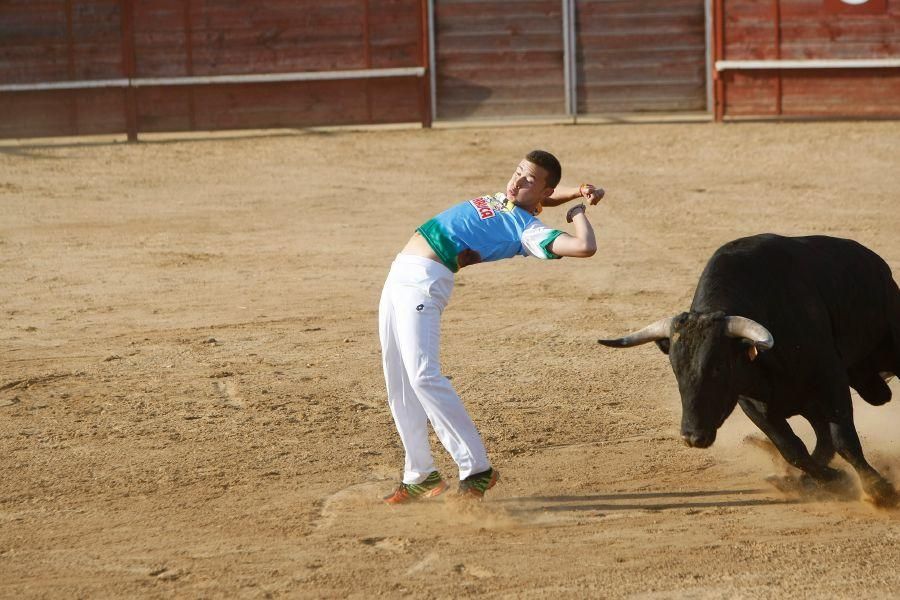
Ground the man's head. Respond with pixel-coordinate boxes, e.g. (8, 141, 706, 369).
(507, 150, 561, 214)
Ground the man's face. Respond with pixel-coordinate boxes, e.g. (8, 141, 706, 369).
(506, 160, 553, 212)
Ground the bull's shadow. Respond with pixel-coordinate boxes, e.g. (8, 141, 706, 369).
(498, 488, 804, 514)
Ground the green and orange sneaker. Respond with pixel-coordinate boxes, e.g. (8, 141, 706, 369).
(383, 471, 449, 505)
(457, 468, 499, 499)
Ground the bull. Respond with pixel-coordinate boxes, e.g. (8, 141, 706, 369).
(599, 234, 900, 506)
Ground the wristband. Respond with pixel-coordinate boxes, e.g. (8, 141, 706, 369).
(566, 203, 586, 223)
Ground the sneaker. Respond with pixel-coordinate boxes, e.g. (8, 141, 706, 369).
(383, 471, 449, 505)
(457, 468, 499, 499)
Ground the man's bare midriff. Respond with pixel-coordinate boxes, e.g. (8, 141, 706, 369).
(400, 232, 441, 263)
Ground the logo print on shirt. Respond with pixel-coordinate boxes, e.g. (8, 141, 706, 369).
(469, 196, 497, 220)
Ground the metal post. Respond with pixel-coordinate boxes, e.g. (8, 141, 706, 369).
(64, 0, 78, 135)
(120, 0, 139, 141)
(562, 0, 577, 118)
(416, 0, 432, 127)
(427, 0, 437, 124)
(363, 0, 373, 123)
(183, 0, 196, 130)
(773, 0, 783, 115)
(704, 0, 714, 114)
(714, 0, 725, 121)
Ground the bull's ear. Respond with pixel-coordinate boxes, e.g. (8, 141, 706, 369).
(739, 338, 761, 361)
(655, 339, 671, 355)
(747, 345, 759, 361)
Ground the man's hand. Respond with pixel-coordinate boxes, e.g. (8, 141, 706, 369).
(579, 184, 605, 205)
(456, 248, 482, 269)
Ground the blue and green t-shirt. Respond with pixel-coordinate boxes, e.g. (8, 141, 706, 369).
(417, 192, 565, 273)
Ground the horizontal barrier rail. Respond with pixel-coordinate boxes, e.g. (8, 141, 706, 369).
(0, 66, 427, 93)
(0, 78, 129, 92)
(716, 58, 900, 71)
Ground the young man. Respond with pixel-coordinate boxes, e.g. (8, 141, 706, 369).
(379, 150, 603, 504)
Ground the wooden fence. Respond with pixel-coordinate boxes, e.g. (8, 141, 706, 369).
(2, 1, 898, 139)
(0, 0, 430, 139)
(713, 0, 900, 119)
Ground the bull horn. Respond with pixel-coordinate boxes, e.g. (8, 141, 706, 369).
(598, 317, 674, 348)
(725, 316, 774, 350)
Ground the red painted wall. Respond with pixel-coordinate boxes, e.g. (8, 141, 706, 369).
(718, 0, 900, 118)
(0, 0, 428, 139)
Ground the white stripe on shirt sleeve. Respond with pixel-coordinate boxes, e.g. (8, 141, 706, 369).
(521, 219, 564, 259)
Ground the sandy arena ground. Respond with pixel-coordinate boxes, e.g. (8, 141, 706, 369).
(1, 120, 899, 598)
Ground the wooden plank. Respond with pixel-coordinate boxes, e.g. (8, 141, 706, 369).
(434, 0, 565, 119)
(74, 87, 129, 132)
(0, 88, 125, 137)
(0, 2, 68, 45)
(166, 2, 370, 75)
(0, 90, 76, 137)
(0, 1, 69, 82)
(184, 78, 421, 130)
(721, 69, 900, 117)
(0, 45, 77, 83)
(721, 71, 779, 116)
(780, 69, 900, 116)
(576, 0, 707, 114)
(135, 85, 193, 132)
(187, 32, 369, 74)
(439, 32, 568, 52)
(723, 0, 900, 61)
(721, 0, 778, 60)
(132, 0, 189, 77)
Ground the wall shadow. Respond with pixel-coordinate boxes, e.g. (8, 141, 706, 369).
(498, 488, 803, 514)
(0, 130, 318, 157)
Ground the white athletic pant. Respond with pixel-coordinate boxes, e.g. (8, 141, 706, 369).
(379, 254, 491, 484)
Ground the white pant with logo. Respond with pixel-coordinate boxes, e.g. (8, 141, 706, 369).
(379, 254, 491, 484)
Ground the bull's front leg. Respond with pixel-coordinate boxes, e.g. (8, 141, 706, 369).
(805, 414, 835, 467)
(737, 396, 845, 483)
(828, 409, 898, 508)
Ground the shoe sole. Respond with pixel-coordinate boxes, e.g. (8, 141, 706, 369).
(423, 480, 450, 499)
(383, 480, 449, 505)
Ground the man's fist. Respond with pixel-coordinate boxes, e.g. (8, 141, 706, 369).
(579, 184, 605, 205)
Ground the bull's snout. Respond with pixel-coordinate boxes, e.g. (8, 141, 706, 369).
(682, 430, 716, 448)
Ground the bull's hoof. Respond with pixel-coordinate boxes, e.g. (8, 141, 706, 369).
(764, 474, 811, 494)
(765, 470, 855, 500)
(815, 470, 856, 498)
(863, 479, 899, 509)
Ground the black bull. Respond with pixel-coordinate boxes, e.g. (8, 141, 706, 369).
(599, 234, 900, 506)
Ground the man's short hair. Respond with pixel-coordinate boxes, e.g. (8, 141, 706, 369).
(525, 150, 561, 189)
